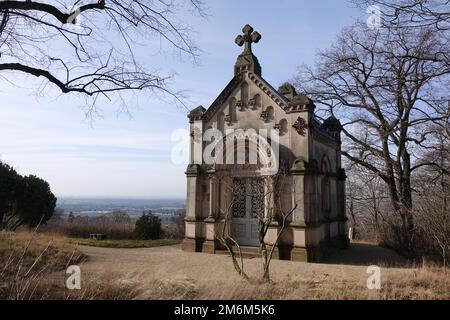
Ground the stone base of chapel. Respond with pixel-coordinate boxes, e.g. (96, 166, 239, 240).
(181, 237, 202, 252)
(181, 236, 349, 263)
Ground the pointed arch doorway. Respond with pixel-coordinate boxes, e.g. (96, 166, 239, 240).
(231, 177, 264, 246)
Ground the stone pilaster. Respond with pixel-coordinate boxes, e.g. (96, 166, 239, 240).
(182, 164, 204, 252)
(208, 174, 220, 218)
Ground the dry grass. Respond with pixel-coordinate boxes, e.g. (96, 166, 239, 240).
(1, 231, 449, 300)
(0, 230, 85, 299)
(67, 245, 449, 300)
(43, 265, 447, 300)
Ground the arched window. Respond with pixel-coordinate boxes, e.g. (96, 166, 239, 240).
(241, 82, 249, 107)
(222, 131, 262, 166)
(279, 119, 288, 136)
(262, 106, 274, 122)
(217, 112, 225, 133)
(229, 97, 237, 122)
(207, 125, 215, 157)
(252, 94, 261, 110)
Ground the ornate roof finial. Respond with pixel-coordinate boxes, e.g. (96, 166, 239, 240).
(234, 24, 262, 76)
(235, 24, 261, 54)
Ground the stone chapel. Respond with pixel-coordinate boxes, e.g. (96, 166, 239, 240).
(182, 24, 348, 262)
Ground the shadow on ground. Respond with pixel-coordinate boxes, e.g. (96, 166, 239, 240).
(320, 242, 411, 268)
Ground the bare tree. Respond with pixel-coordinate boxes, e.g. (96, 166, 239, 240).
(354, 0, 450, 138)
(295, 22, 449, 246)
(0, 0, 205, 111)
(355, 0, 450, 30)
(346, 163, 390, 239)
(217, 196, 248, 280)
(257, 173, 296, 283)
(414, 126, 449, 269)
(217, 173, 296, 283)
(415, 191, 449, 271)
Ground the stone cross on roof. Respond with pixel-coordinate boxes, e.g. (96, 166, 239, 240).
(235, 24, 261, 54)
(234, 24, 262, 76)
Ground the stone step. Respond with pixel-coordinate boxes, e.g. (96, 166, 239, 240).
(215, 245, 261, 258)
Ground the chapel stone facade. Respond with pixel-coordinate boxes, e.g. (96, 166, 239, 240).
(182, 24, 348, 262)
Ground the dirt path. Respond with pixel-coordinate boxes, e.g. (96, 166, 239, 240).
(77, 242, 411, 288)
(49, 241, 449, 299)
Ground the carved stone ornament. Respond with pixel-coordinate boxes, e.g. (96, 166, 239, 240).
(273, 122, 281, 131)
(224, 114, 232, 125)
(190, 127, 202, 143)
(260, 110, 270, 122)
(292, 117, 308, 136)
(236, 100, 245, 111)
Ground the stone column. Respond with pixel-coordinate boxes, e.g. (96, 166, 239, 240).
(208, 174, 218, 218)
(182, 164, 203, 252)
(264, 177, 279, 246)
(216, 176, 222, 217)
(264, 177, 275, 220)
(289, 158, 321, 262)
(291, 174, 305, 225)
(204, 174, 219, 253)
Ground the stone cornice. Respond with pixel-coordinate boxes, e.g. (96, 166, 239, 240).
(185, 164, 203, 177)
(188, 106, 206, 123)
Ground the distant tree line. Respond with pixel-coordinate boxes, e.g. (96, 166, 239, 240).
(0, 161, 56, 230)
(43, 209, 185, 240)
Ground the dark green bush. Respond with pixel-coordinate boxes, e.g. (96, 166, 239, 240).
(134, 211, 163, 240)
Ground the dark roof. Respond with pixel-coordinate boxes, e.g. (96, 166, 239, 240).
(322, 116, 342, 131)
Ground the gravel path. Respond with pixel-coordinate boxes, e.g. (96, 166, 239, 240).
(77, 242, 410, 285)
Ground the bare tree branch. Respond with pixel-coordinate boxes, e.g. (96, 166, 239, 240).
(0, 0, 204, 110)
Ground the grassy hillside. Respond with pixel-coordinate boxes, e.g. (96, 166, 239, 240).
(1, 231, 448, 300)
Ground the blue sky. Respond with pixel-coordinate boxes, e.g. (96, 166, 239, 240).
(0, 1, 364, 199)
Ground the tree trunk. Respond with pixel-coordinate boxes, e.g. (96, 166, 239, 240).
(401, 147, 414, 235)
(261, 268, 270, 283)
(259, 226, 270, 283)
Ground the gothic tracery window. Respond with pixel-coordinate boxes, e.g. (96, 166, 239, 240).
(232, 177, 264, 219)
(232, 178, 247, 218)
